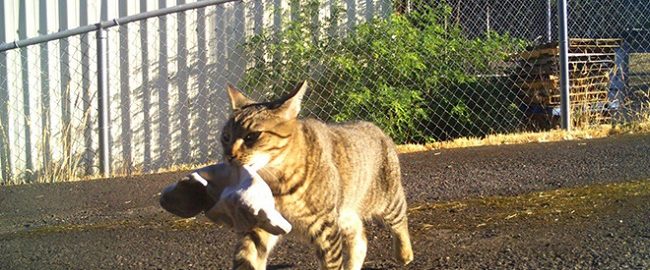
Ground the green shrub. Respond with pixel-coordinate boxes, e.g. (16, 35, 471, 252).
(241, 0, 528, 143)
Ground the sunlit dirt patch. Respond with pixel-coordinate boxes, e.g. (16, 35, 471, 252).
(408, 180, 650, 234)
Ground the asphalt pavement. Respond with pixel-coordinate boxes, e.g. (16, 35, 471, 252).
(1, 134, 649, 269)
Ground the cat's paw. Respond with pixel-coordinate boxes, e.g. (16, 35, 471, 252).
(392, 238, 414, 265)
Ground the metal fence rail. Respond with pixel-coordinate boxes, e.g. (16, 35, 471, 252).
(1, 0, 648, 184)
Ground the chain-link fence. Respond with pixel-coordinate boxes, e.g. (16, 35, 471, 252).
(1, 0, 649, 184)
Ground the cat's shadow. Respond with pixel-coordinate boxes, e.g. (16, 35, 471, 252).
(268, 264, 294, 270)
(268, 265, 384, 270)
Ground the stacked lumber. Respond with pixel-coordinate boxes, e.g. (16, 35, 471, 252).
(518, 38, 621, 126)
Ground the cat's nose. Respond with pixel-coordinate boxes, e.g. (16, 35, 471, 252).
(227, 154, 243, 164)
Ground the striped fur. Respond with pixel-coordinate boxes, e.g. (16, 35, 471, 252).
(222, 81, 413, 269)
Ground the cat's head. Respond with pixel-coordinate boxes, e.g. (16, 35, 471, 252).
(221, 81, 308, 169)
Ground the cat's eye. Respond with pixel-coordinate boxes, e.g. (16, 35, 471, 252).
(244, 132, 261, 146)
(221, 133, 231, 143)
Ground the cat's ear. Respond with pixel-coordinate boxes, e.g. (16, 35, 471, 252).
(275, 80, 308, 119)
(226, 84, 253, 110)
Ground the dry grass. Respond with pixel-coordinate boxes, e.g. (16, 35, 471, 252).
(35, 84, 95, 184)
(397, 121, 650, 153)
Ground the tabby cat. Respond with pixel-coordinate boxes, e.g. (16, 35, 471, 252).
(221, 81, 413, 270)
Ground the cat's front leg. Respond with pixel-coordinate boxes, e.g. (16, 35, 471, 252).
(310, 220, 345, 270)
(232, 228, 280, 270)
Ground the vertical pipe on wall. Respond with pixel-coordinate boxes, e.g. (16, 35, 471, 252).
(96, 27, 111, 177)
(547, 0, 552, 42)
(557, 0, 571, 130)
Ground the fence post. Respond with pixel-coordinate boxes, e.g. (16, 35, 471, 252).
(96, 26, 111, 177)
(557, 0, 571, 130)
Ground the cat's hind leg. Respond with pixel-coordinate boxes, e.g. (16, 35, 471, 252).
(339, 210, 367, 270)
(382, 195, 414, 265)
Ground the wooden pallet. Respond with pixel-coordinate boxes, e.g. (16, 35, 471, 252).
(517, 38, 621, 126)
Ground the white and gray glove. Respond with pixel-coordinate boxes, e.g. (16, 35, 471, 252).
(205, 165, 292, 235)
